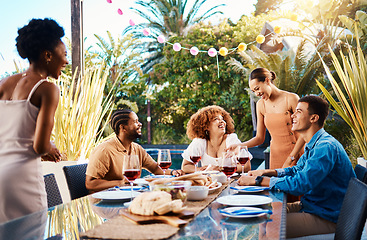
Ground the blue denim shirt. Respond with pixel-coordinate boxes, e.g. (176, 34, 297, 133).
(269, 128, 356, 223)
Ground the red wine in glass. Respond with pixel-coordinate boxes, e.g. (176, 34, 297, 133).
(222, 166, 237, 177)
(238, 147, 250, 175)
(159, 161, 172, 169)
(123, 155, 140, 200)
(238, 157, 250, 165)
(190, 156, 201, 172)
(124, 169, 141, 181)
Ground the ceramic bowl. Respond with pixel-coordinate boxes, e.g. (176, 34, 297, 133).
(187, 186, 209, 201)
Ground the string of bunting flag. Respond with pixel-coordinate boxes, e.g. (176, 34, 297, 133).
(105, 0, 281, 77)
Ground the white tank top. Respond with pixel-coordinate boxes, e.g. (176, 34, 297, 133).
(0, 79, 48, 223)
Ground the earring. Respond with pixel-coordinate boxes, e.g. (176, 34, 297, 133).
(205, 130, 209, 136)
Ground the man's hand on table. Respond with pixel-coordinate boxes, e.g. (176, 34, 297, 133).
(237, 175, 257, 186)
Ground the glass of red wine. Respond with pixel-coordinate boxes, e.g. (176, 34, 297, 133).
(190, 154, 201, 172)
(157, 149, 172, 176)
(123, 155, 141, 200)
(221, 155, 237, 182)
(237, 146, 250, 175)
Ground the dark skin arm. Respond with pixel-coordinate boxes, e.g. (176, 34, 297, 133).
(85, 175, 126, 193)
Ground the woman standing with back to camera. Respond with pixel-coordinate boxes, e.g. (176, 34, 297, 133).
(0, 18, 68, 222)
(227, 68, 305, 169)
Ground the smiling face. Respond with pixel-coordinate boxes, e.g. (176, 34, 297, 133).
(124, 112, 142, 140)
(249, 78, 272, 100)
(207, 114, 226, 136)
(47, 41, 68, 79)
(291, 102, 314, 132)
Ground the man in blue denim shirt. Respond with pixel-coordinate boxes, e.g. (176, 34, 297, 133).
(238, 95, 356, 238)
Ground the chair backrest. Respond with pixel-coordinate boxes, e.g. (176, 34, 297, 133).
(62, 163, 89, 200)
(334, 178, 367, 240)
(354, 164, 367, 184)
(43, 173, 63, 208)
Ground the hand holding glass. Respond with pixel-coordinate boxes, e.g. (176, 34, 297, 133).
(237, 146, 250, 175)
(123, 155, 140, 200)
(157, 149, 172, 176)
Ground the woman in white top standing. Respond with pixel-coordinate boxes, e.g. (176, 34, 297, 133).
(181, 105, 251, 173)
(0, 18, 67, 223)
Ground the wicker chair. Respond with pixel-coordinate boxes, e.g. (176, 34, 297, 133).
(287, 177, 367, 240)
(62, 163, 89, 200)
(43, 173, 63, 208)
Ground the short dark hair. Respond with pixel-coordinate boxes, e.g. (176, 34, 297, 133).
(16, 18, 65, 62)
(110, 109, 133, 135)
(299, 95, 329, 127)
(250, 67, 277, 83)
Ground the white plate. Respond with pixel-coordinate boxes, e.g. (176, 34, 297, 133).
(92, 191, 140, 202)
(145, 175, 173, 179)
(231, 186, 269, 193)
(208, 182, 222, 194)
(216, 195, 272, 206)
(219, 207, 267, 218)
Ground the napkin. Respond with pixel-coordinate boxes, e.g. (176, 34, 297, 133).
(230, 186, 270, 191)
(219, 208, 272, 216)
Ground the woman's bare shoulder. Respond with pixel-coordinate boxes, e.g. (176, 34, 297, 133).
(0, 74, 23, 98)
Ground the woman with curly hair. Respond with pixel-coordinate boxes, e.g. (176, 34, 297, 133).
(0, 18, 68, 222)
(181, 105, 251, 173)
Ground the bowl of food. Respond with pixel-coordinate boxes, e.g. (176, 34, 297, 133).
(187, 186, 209, 201)
(149, 180, 191, 203)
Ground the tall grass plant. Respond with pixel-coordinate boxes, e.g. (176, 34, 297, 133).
(52, 65, 115, 161)
(316, 32, 367, 160)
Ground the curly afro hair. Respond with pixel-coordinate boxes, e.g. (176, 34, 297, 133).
(186, 105, 235, 140)
(16, 18, 64, 62)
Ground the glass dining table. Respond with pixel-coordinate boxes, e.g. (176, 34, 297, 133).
(0, 181, 287, 240)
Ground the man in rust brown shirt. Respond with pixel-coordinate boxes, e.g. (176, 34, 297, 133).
(86, 109, 181, 192)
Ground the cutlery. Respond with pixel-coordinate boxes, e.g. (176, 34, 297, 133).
(219, 208, 272, 216)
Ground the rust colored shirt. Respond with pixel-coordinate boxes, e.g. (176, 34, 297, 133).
(86, 136, 160, 180)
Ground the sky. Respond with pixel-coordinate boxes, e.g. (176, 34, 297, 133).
(0, 0, 256, 76)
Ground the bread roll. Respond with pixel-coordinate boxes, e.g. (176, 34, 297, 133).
(128, 191, 172, 216)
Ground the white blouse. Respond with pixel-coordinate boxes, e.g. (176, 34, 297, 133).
(182, 133, 252, 167)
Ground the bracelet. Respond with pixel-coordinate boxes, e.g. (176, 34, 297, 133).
(290, 156, 295, 161)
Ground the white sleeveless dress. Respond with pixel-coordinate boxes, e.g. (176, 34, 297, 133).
(0, 80, 48, 223)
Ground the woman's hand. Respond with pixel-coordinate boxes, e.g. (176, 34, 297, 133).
(224, 143, 240, 152)
(41, 142, 61, 162)
(171, 169, 184, 177)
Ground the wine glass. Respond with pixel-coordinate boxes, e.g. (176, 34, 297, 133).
(157, 149, 172, 176)
(122, 155, 141, 200)
(189, 152, 201, 172)
(237, 146, 250, 175)
(221, 155, 237, 182)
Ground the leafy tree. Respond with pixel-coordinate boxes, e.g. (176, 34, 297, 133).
(149, 20, 254, 143)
